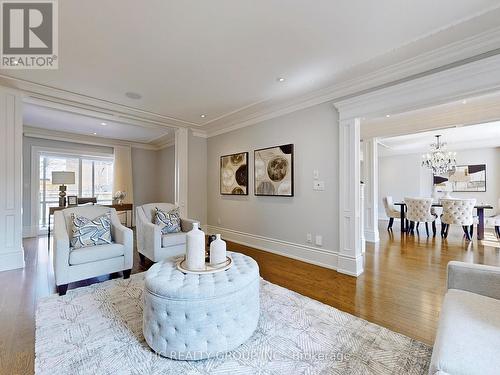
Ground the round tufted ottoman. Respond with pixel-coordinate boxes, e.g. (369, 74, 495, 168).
(143, 252, 260, 360)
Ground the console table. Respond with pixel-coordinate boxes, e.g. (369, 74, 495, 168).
(47, 203, 133, 250)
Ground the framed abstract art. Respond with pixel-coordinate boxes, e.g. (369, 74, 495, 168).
(254, 144, 294, 197)
(220, 152, 248, 195)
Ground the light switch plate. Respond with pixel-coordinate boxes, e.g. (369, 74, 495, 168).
(306, 233, 312, 243)
(313, 170, 320, 180)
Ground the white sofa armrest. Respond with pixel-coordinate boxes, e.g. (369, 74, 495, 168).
(53, 211, 70, 286)
(447, 261, 500, 300)
(181, 218, 199, 232)
(110, 209, 133, 269)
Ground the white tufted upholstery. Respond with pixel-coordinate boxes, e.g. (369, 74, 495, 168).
(143, 252, 260, 360)
(136, 203, 199, 262)
(441, 198, 476, 226)
(383, 196, 400, 219)
(404, 197, 436, 223)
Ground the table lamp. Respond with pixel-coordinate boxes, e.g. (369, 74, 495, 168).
(52, 171, 75, 207)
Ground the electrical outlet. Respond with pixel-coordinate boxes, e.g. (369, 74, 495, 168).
(313, 181, 325, 191)
(306, 233, 312, 243)
(315, 235, 323, 246)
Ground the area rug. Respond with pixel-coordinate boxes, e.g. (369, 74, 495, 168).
(35, 273, 431, 374)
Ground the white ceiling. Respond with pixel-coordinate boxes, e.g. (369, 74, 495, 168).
(23, 103, 171, 144)
(2, 0, 500, 136)
(379, 121, 500, 156)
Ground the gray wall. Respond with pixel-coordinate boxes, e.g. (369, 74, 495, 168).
(207, 102, 339, 251)
(188, 132, 208, 224)
(158, 145, 175, 203)
(22, 136, 113, 231)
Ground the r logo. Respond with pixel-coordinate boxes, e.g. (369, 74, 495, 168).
(2, 2, 53, 54)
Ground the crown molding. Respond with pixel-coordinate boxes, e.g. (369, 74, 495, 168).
(361, 91, 500, 139)
(335, 53, 500, 122)
(0, 75, 199, 130)
(203, 26, 500, 137)
(23, 126, 166, 151)
(2, 24, 500, 139)
(191, 129, 209, 138)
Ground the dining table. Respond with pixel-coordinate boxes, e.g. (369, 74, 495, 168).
(394, 202, 493, 240)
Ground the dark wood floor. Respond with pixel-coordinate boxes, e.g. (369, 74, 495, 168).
(1, 222, 499, 374)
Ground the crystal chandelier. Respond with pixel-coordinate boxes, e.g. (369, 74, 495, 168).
(421, 135, 456, 175)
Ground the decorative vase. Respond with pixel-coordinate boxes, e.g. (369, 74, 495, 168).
(210, 234, 227, 265)
(185, 222, 205, 271)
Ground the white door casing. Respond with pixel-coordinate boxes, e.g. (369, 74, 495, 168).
(0, 86, 25, 272)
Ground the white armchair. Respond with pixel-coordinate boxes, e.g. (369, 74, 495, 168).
(136, 203, 199, 263)
(53, 205, 133, 295)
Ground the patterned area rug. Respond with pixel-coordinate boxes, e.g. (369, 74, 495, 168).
(35, 273, 431, 374)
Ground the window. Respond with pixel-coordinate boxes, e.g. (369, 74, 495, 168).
(38, 153, 113, 231)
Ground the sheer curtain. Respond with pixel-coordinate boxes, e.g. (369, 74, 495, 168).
(113, 145, 134, 204)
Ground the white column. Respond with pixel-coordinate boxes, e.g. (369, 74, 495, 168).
(338, 118, 363, 276)
(174, 128, 189, 218)
(0, 87, 25, 272)
(362, 138, 380, 243)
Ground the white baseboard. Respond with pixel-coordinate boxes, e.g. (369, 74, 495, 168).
(364, 229, 380, 243)
(0, 249, 25, 272)
(205, 225, 339, 271)
(337, 254, 364, 277)
(23, 225, 37, 238)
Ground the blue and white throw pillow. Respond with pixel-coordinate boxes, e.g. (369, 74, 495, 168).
(155, 207, 181, 234)
(70, 213, 113, 249)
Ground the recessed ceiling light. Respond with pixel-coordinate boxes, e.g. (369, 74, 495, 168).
(101, 122, 107, 126)
(12, 60, 18, 65)
(125, 91, 142, 100)
(92, 132, 97, 135)
(277, 77, 285, 82)
(386, 114, 391, 118)
(200, 114, 206, 118)
(462, 99, 467, 104)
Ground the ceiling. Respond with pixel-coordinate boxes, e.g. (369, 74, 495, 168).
(3, 1, 500, 138)
(379, 121, 500, 156)
(23, 103, 173, 146)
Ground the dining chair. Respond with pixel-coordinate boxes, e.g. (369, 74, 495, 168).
(440, 198, 476, 241)
(485, 198, 500, 239)
(382, 196, 402, 231)
(404, 197, 437, 236)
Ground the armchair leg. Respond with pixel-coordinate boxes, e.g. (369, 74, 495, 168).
(425, 222, 429, 237)
(496, 226, 500, 239)
(139, 252, 145, 265)
(470, 225, 474, 238)
(387, 217, 394, 231)
(123, 269, 131, 279)
(57, 284, 68, 296)
(432, 221, 436, 237)
(444, 224, 450, 239)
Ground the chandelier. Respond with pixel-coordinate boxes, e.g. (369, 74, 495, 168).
(421, 135, 456, 175)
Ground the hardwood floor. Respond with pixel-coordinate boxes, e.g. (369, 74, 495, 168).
(1, 222, 499, 374)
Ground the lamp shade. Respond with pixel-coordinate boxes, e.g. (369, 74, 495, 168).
(52, 171, 75, 185)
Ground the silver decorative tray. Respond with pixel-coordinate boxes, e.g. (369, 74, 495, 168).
(176, 256, 232, 274)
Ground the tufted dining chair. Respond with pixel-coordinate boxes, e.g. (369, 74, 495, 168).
(383, 196, 402, 231)
(440, 198, 476, 241)
(404, 197, 437, 236)
(485, 198, 500, 239)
